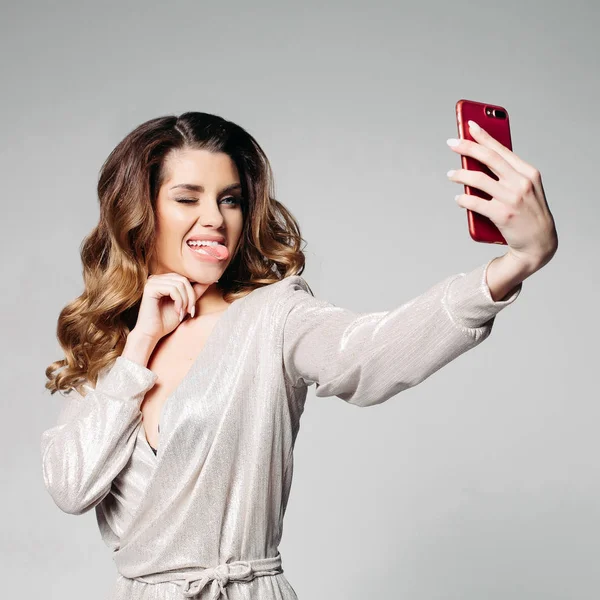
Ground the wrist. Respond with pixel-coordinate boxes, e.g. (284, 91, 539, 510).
(122, 330, 158, 367)
(485, 254, 528, 302)
(506, 248, 551, 277)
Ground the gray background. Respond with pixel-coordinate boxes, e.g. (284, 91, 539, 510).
(2, 0, 597, 598)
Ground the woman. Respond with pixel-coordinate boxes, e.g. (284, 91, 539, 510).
(40, 112, 557, 599)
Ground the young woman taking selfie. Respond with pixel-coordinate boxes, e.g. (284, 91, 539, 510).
(41, 112, 557, 599)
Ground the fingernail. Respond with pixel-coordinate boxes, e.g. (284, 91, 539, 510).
(446, 138, 460, 147)
(468, 120, 480, 131)
(179, 309, 184, 322)
(447, 169, 456, 177)
(191, 306, 195, 318)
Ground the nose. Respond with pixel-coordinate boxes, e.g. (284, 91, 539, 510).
(195, 200, 226, 229)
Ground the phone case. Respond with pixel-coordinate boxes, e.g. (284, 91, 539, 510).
(455, 99, 513, 245)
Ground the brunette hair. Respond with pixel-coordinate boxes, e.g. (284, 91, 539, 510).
(45, 112, 307, 396)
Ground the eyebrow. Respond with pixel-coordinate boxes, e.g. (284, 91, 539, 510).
(169, 183, 242, 193)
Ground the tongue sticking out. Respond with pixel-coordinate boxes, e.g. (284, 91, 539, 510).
(192, 244, 229, 260)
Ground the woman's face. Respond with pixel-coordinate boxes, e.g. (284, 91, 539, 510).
(151, 148, 244, 287)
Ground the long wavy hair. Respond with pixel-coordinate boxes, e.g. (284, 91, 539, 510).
(46, 112, 307, 397)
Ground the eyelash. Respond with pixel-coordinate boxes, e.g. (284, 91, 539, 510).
(175, 196, 242, 206)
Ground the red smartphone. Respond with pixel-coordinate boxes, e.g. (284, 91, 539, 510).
(455, 99, 513, 245)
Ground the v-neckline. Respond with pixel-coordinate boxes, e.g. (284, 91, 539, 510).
(142, 293, 248, 458)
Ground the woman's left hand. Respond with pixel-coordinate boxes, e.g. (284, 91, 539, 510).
(446, 120, 558, 275)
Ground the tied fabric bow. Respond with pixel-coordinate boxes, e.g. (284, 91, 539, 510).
(181, 561, 254, 599)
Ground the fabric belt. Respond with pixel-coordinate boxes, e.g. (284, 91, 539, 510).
(130, 552, 283, 599)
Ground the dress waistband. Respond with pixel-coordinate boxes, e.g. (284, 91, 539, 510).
(130, 552, 283, 599)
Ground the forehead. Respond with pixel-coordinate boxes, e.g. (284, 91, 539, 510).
(162, 149, 239, 186)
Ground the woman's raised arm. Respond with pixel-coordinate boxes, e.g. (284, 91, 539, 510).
(282, 258, 522, 407)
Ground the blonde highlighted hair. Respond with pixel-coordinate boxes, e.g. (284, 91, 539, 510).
(46, 112, 307, 396)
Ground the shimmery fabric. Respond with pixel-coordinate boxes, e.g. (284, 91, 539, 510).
(40, 259, 522, 599)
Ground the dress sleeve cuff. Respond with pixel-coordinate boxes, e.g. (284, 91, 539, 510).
(443, 258, 523, 330)
(95, 356, 158, 400)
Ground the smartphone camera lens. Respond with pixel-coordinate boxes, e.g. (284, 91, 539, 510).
(485, 106, 507, 119)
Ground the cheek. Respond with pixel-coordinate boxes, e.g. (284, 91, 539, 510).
(156, 210, 190, 246)
(225, 211, 244, 237)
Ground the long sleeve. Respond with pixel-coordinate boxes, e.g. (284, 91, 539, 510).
(281, 258, 522, 407)
(40, 356, 158, 515)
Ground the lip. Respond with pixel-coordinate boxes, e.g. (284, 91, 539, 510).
(186, 234, 226, 245)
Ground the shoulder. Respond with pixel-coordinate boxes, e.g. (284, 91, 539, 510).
(243, 275, 315, 304)
(267, 276, 317, 311)
(274, 274, 314, 296)
(235, 275, 316, 322)
(232, 276, 319, 329)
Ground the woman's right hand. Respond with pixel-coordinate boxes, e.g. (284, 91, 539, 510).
(131, 273, 213, 343)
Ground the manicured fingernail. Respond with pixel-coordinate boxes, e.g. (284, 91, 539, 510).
(447, 169, 456, 177)
(468, 120, 480, 131)
(446, 138, 460, 147)
(179, 309, 184, 321)
(191, 306, 195, 318)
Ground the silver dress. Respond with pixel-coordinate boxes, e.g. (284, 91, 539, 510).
(40, 259, 522, 599)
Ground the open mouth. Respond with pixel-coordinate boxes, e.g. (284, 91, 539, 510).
(186, 240, 229, 261)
